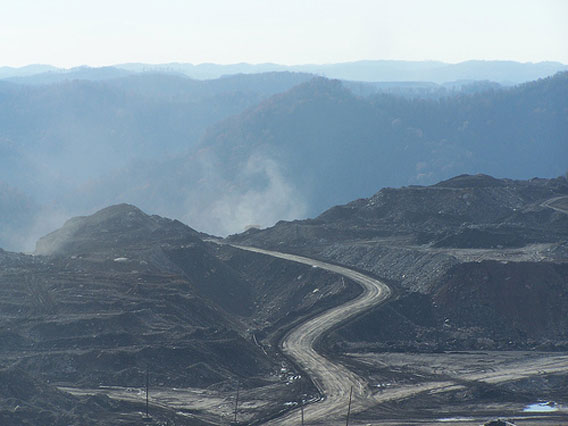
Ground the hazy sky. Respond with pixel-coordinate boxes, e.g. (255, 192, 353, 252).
(1, 0, 567, 67)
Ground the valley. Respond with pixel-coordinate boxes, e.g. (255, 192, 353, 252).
(2, 4, 567, 425)
(1, 71, 567, 252)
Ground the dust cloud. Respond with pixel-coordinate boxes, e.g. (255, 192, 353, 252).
(181, 153, 308, 236)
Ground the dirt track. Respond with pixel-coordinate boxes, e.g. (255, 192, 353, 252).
(58, 242, 568, 424)
(231, 244, 568, 425)
(542, 195, 568, 215)
(230, 244, 393, 425)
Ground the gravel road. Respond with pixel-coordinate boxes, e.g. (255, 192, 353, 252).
(230, 244, 392, 425)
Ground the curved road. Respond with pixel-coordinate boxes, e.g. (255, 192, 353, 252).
(60, 239, 568, 423)
(541, 195, 568, 215)
(229, 244, 392, 425)
(232, 243, 568, 424)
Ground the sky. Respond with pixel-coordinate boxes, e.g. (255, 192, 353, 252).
(1, 0, 567, 67)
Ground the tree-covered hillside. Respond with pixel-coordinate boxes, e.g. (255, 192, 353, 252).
(189, 72, 567, 222)
(0, 72, 566, 250)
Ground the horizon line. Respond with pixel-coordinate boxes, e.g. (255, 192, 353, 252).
(2, 58, 568, 70)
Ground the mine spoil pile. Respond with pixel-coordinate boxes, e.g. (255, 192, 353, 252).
(231, 175, 568, 424)
(1, 174, 567, 424)
(0, 205, 357, 424)
(233, 175, 568, 352)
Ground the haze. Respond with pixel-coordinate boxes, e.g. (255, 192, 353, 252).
(1, 0, 567, 67)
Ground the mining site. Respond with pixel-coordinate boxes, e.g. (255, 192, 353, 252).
(2, 3, 568, 424)
(0, 174, 567, 425)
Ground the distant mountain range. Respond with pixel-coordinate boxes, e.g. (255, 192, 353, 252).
(0, 72, 313, 197)
(150, 72, 566, 236)
(0, 67, 566, 252)
(0, 72, 315, 250)
(0, 64, 58, 79)
(2, 60, 567, 84)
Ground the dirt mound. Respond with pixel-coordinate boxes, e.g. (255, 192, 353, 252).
(434, 261, 568, 341)
(233, 175, 568, 249)
(325, 260, 568, 352)
(434, 173, 508, 188)
(231, 175, 568, 353)
(35, 204, 201, 256)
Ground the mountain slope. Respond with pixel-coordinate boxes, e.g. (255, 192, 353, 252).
(115, 60, 568, 83)
(2, 177, 568, 422)
(1, 203, 362, 423)
(0, 72, 313, 197)
(63, 73, 568, 242)
(2, 72, 566, 252)
(35, 203, 201, 256)
(0, 71, 314, 251)
(190, 73, 568, 223)
(232, 174, 568, 350)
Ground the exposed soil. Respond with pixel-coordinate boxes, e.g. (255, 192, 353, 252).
(227, 175, 568, 423)
(0, 205, 363, 424)
(343, 351, 568, 426)
(2, 176, 568, 424)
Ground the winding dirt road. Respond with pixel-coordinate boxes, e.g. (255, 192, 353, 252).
(60, 239, 568, 424)
(229, 244, 392, 425)
(541, 195, 568, 215)
(232, 244, 568, 425)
